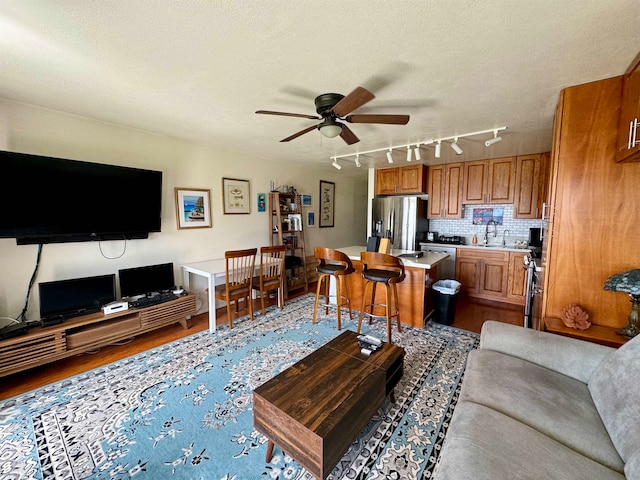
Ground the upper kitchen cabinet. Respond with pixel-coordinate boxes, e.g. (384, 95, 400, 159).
(513, 153, 550, 219)
(375, 164, 427, 195)
(427, 163, 463, 218)
(462, 157, 516, 204)
(616, 51, 640, 163)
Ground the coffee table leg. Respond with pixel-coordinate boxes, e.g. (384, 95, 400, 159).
(266, 440, 275, 462)
(390, 389, 396, 403)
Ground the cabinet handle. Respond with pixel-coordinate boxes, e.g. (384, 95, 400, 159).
(632, 118, 639, 148)
(629, 120, 635, 149)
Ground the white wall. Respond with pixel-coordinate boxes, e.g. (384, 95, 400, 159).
(0, 100, 368, 322)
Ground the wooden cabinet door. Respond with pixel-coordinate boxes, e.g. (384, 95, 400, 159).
(443, 163, 463, 218)
(375, 168, 399, 195)
(487, 157, 516, 203)
(427, 165, 444, 218)
(616, 51, 640, 163)
(507, 251, 527, 304)
(456, 257, 480, 295)
(462, 161, 488, 204)
(479, 259, 508, 298)
(398, 164, 427, 193)
(514, 154, 541, 218)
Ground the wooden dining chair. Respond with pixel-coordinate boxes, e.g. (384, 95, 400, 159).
(214, 248, 257, 328)
(252, 245, 286, 315)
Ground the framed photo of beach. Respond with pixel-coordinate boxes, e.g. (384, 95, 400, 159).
(175, 188, 212, 229)
(222, 178, 251, 214)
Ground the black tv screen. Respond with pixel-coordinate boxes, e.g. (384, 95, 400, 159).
(119, 262, 175, 298)
(0, 150, 162, 244)
(39, 274, 116, 321)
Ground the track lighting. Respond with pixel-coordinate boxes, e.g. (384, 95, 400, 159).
(406, 146, 412, 162)
(451, 137, 463, 155)
(355, 154, 361, 168)
(414, 145, 421, 161)
(332, 159, 342, 170)
(485, 130, 502, 147)
(386, 149, 394, 163)
(435, 141, 441, 158)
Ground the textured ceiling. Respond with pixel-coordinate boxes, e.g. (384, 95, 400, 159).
(1, 1, 639, 172)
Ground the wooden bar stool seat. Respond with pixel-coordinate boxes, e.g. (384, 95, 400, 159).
(358, 251, 406, 343)
(312, 247, 355, 330)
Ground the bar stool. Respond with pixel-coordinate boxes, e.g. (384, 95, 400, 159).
(312, 247, 355, 330)
(358, 251, 406, 343)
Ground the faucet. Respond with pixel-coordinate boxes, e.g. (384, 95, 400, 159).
(484, 220, 497, 245)
(502, 229, 510, 247)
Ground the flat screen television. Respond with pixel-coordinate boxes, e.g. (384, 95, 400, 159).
(0, 150, 163, 244)
(118, 262, 175, 298)
(39, 274, 116, 322)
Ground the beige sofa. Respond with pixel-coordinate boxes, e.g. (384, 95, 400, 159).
(433, 321, 639, 480)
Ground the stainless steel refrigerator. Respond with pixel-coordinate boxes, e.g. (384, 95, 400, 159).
(371, 196, 429, 251)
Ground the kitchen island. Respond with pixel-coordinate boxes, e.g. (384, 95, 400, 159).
(336, 246, 450, 327)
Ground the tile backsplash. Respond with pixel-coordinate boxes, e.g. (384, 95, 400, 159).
(428, 204, 542, 242)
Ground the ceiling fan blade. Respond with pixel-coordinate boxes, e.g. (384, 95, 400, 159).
(256, 110, 320, 120)
(332, 86, 375, 117)
(280, 125, 318, 142)
(346, 114, 410, 125)
(339, 125, 360, 145)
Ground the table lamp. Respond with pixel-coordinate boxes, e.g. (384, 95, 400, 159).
(604, 268, 640, 338)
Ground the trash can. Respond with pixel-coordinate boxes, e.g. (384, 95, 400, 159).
(432, 280, 461, 325)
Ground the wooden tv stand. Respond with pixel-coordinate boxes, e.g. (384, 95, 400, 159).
(0, 293, 196, 377)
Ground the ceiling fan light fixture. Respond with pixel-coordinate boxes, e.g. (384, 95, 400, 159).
(319, 119, 343, 138)
(386, 149, 394, 164)
(414, 145, 421, 161)
(451, 137, 463, 155)
(485, 130, 502, 146)
(331, 159, 342, 170)
(435, 141, 441, 158)
(406, 146, 412, 162)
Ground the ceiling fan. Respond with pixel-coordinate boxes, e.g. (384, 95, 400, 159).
(256, 86, 410, 145)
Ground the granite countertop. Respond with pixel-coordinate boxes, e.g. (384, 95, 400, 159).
(419, 242, 532, 254)
(338, 246, 449, 270)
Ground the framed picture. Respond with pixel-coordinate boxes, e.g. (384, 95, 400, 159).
(175, 188, 212, 229)
(257, 193, 266, 212)
(302, 194, 312, 207)
(307, 211, 315, 227)
(319, 180, 335, 228)
(222, 178, 250, 214)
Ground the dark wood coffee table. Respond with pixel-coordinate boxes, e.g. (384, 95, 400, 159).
(253, 330, 404, 480)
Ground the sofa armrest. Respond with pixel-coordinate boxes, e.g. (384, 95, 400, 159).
(479, 321, 614, 383)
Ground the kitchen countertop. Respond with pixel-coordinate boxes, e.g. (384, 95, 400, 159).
(419, 242, 532, 254)
(338, 246, 449, 270)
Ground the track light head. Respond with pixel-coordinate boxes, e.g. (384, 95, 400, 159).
(354, 154, 361, 168)
(386, 149, 394, 164)
(451, 137, 463, 155)
(414, 145, 421, 161)
(331, 159, 341, 170)
(485, 130, 502, 147)
(406, 146, 412, 162)
(435, 141, 441, 158)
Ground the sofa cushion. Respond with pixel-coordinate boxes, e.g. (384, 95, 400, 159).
(625, 450, 640, 480)
(589, 333, 640, 464)
(460, 349, 624, 472)
(433, 402, 625, 480)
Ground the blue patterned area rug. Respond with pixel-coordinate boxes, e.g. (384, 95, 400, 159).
(1, 293, 479, 480)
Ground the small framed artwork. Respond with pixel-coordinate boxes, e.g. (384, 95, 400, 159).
(222, 178, 250, 214)
(175, 188, 212, 229)
(307, 211, 315, 227)
(257, 193, 266, 212)
(302, 194, 312, 207)
(319, 180, 335, 228)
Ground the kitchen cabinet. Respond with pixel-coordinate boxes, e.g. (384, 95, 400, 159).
(456, 248, 527, 305)
(513, 153, 550, 218)
(427, 163, 463, 218)
(615, 51, 640, 163)
(462, 157, 516, 204)
(375, 164, 427, 195)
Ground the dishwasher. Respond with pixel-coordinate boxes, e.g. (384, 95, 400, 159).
(419, 244, 457, 280)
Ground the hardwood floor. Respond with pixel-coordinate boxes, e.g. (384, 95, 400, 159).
(0, 287, 523, 401)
